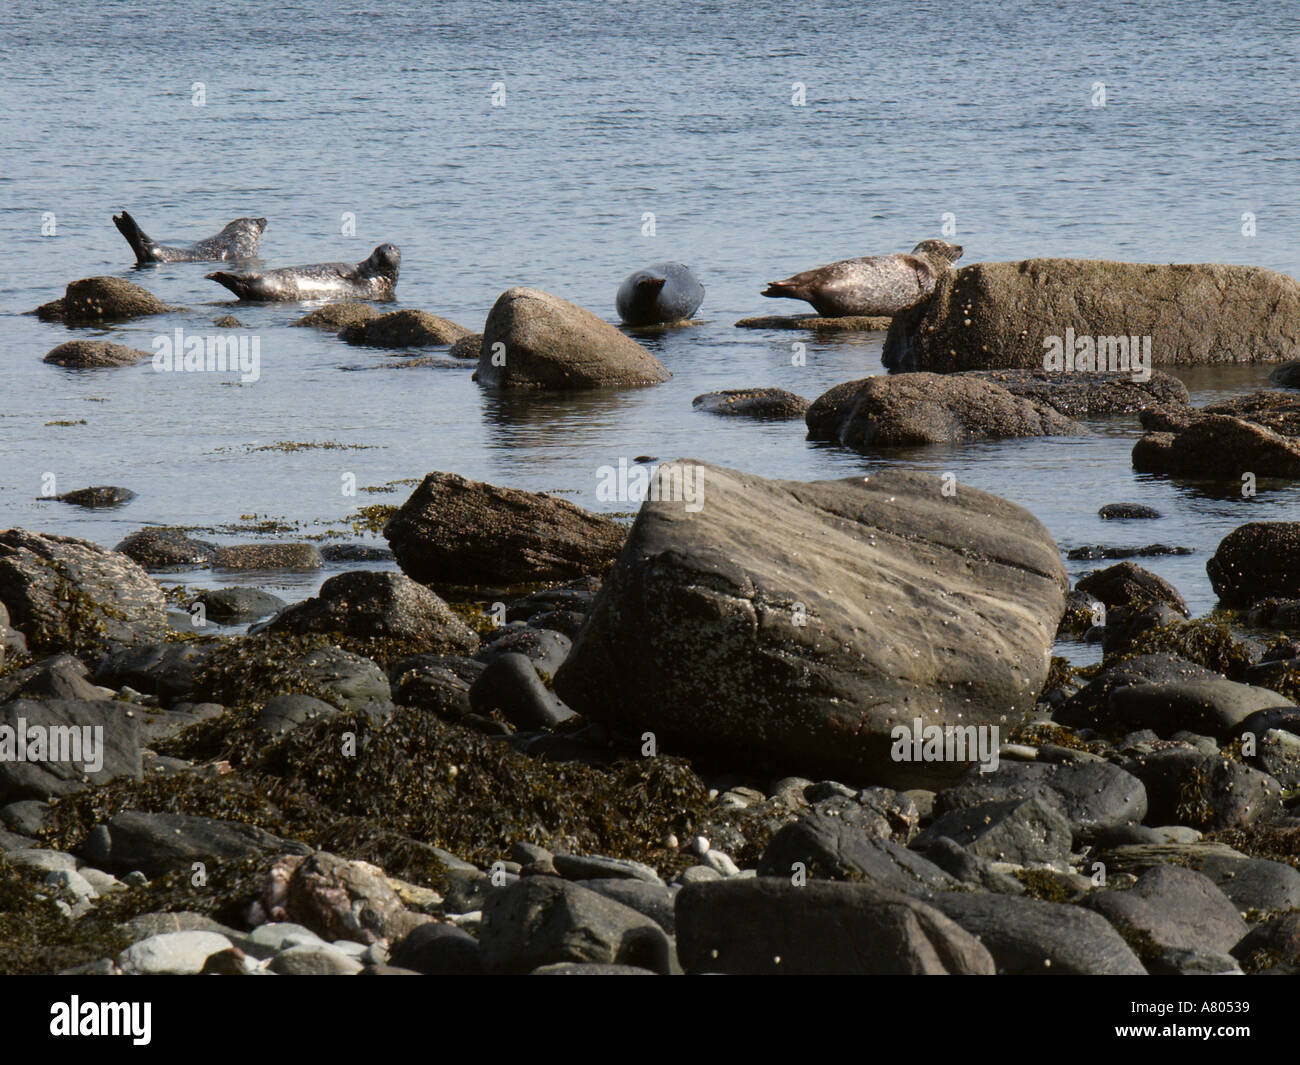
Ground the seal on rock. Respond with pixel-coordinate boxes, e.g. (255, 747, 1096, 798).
(615, 262, 705, 326)
(205, 244, 400, 302)
(762, 240, 963, 317)
(112, 210, 266, 264)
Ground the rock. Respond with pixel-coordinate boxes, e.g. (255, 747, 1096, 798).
(1105, 679, 1292, 739)
(1247, 600, 1300, 629)
(284, 852, 420, 945)
(267, 944, 364, 975)
(115, 528, 218, 568)
(1069, 545, 1190, 561)
(1123, 749, 1283, 830)
(934, 761, 1147, 842)
(1074, 560, 1188, 615)
(0, 799, 53, 836)
(578, 879, 676, 933)
(120, 911, 238, 942)
(1100, 602, 1186, 656)
(734, 314, 892, 331)
(384, 471, 626, 587)
(882, 258, 1300, 372)
(213, 315, 244, 328)
(291, 302, 379, 330)
(1208, 523, 1300, 607)
(676, 879, 994, 975)
(1147, 946, 1242, 975)
(94, 641, 211, 701)
(912, 794, 1074, 866)
(448, 333, 482, 360)
(118, 931, 233, 975)
(263, 571, 479, 652)
(531, 962, 657, 975)
(1055, 654, 1221, 731)
(280, 644, 393, 717)
(388, 922, 483, 975)
(922, 836, 1026, 894)
(550, 854, 663, 885)
(256, 694, 341, 735)
(1189, 853, 1300, 913)
(53, 276, 178, 322)
(318, 543, 394, 562)
(340, 308, 472, 347)
(804, 373, 1078, 449)
(0, 528, 168, 654)
(53, 486, 135, 508)
(1232, 911, 1300, 968)
(692, 388, 809, 420)
(477, 287, 671, 389)
(479, 876, 672, 974)
(477, 626, 570, 674)
(0, 654, 107, 703)
(1271, 361, 1300, 389)
(756, 809, 960, 894)
(554, 462, 1067, 788)
(1087, 864, 1248, 956)
(0, 698, 141, 802)
(195, 587, 285, 622)
(1133, 415, 1300, 479)
(929, 892, 1147, 974)
(389, 656, 475, 717)
(1100, 503, 1161, 520)
(1257, 728, 1300, 788)
(6, 847, 78, 874)
(469, 653, 575, 730)
(963, 369, 1188, 416)
(211, 543, 323, 571)
(80, 811, 307, 876)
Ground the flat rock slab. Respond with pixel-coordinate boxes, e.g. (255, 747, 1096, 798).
(80, 810, 309, 877)
(554, 461, 1067, 788)
(884, 258, 1300, 372)
(735, 314, 892, 331)
(675, 878, 994, 975)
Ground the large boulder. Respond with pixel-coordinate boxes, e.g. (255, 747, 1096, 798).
(0, 529, 168, 654)
(1133, 415, 1300, 479)
(262, 571, 480, 652)
(553, 461, 1067, 788)
(804, 373, 1079, 449)
(384, 472, 627, 588)
(1208, 523, 1300, 606)
(36, 276, 178, 323)
(675, 878, 994, 975)
(477, 287, 671, 389)
(963, 369, 1189, 416)
(0, 698, 142, 802)
(883, 259, 1300, 372)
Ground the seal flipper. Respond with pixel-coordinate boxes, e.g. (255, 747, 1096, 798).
(761, 279, 809, 301)
(113, 211, 157, 264)
(205, 270, 252, 299)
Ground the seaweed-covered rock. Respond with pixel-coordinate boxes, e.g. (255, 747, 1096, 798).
(79, 810, 308, 876)
(115, 528, 218, 569)
(1075, 560, 1188, 616)
(1123, 749, 1284, 830)
(211, 543, 323, 571)
(340, 308, 472, 347)
(384, 472, 626, 588)
(554, 462, 1067, 788)
(38, 276, 178, 323)
(477, 287, 671, 389)
(964, 369, 1188, 416)
(0, 528, 168, 654)
(692, 388, 809, 420)
(1133, 415, 1300, 479)
(43, 342, 152, 369)
(263, 571, 479, 652)
(1208, 523, 1300, 607)
(290, 302, 379, 331)
(884, 258, 1300, 371)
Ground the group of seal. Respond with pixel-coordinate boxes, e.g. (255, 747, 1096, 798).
(111, 209, 400, 301)
(761, 239, 964, 317)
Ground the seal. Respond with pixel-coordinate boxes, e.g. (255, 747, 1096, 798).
(205, 244, 401, 302)
(761, 239, 963, 317)
(112, 210, 266, 264)
(616, 262, 705, 326)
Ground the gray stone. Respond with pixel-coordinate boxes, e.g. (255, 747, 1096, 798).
(0, 698, 142, 802)
(80, 810, 307, 876)
(118, 931, 233, 975)
(1087, 864, 1248, 955)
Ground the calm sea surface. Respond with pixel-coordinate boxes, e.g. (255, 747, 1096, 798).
(3, 0, 1299, 646)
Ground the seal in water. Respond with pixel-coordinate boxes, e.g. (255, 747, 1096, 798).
(761, 240, 963, 317)
(205, 244, 401, 302)
(113, 210, 266, 264)
(616, 262, 705, 326)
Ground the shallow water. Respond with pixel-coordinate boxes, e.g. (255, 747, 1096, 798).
(2, 0, 1299, 636)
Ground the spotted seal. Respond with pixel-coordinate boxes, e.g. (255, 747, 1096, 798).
(615, 262, 705, 326)
(762, 239, 963, 317)
(205, 244, 401, 302)
(113, 210, 266, 264)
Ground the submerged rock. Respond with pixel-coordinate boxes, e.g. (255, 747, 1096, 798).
(42, 341, 153, 369)
(692, 388, 809, 420)
(35, 276, 178, 323)
(290, 302, 380, 331)
(340, 308, 472, 347)
(115, 528, 218, 569)
(52, 486, 135, 509)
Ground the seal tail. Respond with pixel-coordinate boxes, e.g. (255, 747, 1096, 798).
(113, 211, 156, 264)
(205, 271, 250, 299)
